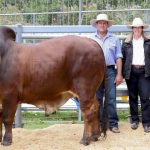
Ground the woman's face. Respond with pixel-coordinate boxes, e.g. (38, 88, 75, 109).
(132, 26, 143, 38)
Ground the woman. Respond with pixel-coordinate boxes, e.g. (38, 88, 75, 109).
(122, 18, 150, 133)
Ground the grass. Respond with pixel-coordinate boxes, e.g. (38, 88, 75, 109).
(118, 110, 129, 121)
(21, 109, 129, 129)
(22, 111, 81, 129)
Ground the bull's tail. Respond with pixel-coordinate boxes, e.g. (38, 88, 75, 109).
(101, 67, 108, 137)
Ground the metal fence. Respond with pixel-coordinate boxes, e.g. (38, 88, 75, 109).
(0, 0, 150, 25)
(12, 24, 150, 127)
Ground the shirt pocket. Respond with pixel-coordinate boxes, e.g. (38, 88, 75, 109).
(109, 41, 116, 52)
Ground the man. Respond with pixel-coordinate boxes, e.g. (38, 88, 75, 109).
(90, 14, 123, 133)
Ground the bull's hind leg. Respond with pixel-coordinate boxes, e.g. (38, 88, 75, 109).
(90, 97, 101, 141)
(2, 94, 18, 146)
(79, 96, 100, 145)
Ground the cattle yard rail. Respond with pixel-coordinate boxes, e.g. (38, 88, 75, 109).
(11, 24, 150, 127)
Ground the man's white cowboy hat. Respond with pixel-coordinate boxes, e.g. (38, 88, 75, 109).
(90, 14, 113, 28)
(127, 18, 149, 29)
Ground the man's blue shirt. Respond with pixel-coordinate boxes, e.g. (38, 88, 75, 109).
(90, 32, 123, 66)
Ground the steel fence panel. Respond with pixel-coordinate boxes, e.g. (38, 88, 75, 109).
(0, 0, 150, 25)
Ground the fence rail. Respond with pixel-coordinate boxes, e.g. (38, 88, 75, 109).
(12, 24, 150, 34)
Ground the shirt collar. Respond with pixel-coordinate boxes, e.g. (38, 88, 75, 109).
(133, 36, 144, 41)
(95, 31, 112, 39)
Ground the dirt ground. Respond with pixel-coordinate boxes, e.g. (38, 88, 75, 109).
(0, 122, 150, 150)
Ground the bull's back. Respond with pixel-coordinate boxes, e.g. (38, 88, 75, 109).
(2, 36, 105, 101)
(63, 36, 105, 81)
(39, 35, 105, 84)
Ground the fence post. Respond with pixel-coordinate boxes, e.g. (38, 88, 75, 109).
(78, 0, 82, 25)
(78, 109, 82, 121)
(14, 24, 23, 128)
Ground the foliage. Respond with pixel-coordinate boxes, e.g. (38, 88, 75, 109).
(0, 1, 150, 26)
(118, 110, 129, 121)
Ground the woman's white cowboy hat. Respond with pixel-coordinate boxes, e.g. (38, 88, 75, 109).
(90, 14, 113, 28)
(127, 18, 149, 29)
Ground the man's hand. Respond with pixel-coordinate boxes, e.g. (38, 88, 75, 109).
(114, 74, 123, 86)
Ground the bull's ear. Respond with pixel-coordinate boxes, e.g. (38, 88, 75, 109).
(7, 28, 16, 41)
(0, 26, 16, 41)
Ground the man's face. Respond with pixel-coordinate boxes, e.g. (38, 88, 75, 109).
(96, 20, 108, 33)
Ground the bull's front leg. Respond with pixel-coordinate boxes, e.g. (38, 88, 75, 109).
(80, 99, 100, 145)
(2, 95, 18, 146)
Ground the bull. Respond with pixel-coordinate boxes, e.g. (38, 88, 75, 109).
(0, 26, 106, 146)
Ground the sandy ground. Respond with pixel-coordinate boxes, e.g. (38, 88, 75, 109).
(0, 122, 150, 150)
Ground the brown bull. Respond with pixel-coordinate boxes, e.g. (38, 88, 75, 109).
(0, 26, 106, 146)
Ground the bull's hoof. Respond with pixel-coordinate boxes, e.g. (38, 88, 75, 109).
(2, 141, 12, 146)
(2, 138, 12, 146)
(91, 136, 98, 141)
(80, 139, 90, 146)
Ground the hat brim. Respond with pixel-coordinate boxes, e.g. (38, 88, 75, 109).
(127, 24, 149, 29)
(90, 19, 113, 28)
